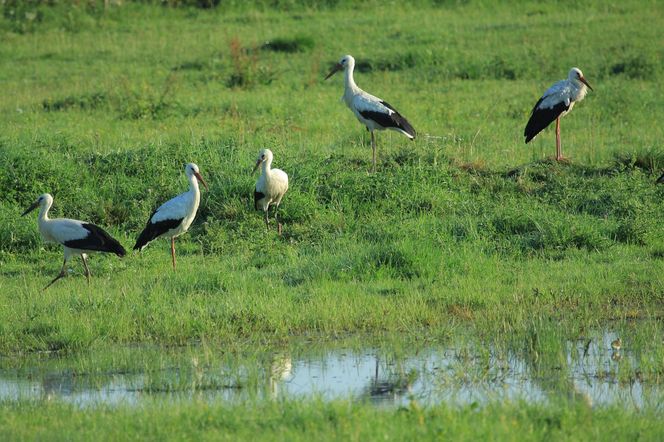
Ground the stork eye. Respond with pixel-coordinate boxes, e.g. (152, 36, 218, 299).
(261, 155, 265, 159)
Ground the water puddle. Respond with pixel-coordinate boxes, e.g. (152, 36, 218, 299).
(0, 330, 661, 409)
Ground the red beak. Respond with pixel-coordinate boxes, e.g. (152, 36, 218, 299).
(194, 171, 208, 191)
(579, 76, 593, 91)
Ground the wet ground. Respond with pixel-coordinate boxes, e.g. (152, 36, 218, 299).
(0, 330, 660, 409)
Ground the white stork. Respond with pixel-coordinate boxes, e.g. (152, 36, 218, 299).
(325, 54, 416, 172)
(133, 163, 208, 270)
(252, 148, 288, 235)
(22, 193, 126, 289)
(525, 67, 593, 161)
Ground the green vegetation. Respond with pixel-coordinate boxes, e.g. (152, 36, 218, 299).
(2, 399, 664, 442)
(0, 0, 663, 438)
(1, 0, 663, 352)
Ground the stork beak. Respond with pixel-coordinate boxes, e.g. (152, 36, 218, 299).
(251, 159, 262, 174)
(580, 76, 593, 91)
(22, 200, 39, 217)
(324, 63, 343, 80)
(194, 172, 208, 191)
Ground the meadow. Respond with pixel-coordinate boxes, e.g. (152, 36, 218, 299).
(0, 0, 663, 439)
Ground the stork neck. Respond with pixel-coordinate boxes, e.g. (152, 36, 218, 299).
(262, 158, 272, 175)
(344, 63, 359, 94)
(38, 201, 51, 222)
(188, 173, 200, 195)
(571, 79, 588, 100)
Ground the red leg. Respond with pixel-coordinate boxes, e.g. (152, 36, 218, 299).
(555, 117, 562, 161)
(171, 237, 176, 271)
(44, 258, 67, 290)
(81, 255, 91, 285)
(370, 131, 376, 173)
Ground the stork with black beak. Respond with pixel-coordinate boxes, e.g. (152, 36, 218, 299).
(22, 193, 126, 289)
(524, 67, 593, 161)
(253, 148, 288, 235)
(325, 54, 416, 172)
(134, 163, 208, 270)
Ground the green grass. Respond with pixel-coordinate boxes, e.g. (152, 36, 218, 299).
(0, 0, 663, 437)
(1, 399, 663, 442)
(1, 0, 663, 351)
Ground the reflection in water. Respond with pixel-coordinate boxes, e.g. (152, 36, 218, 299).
(268, 353, 293, 399)
(359, 355, 416, 404)
(0, 330, 660, 410)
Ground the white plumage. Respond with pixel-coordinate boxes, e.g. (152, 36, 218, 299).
(253, 148, 289, 234)
(22, 193, 126, 289)
(525, 67, 593, 161)
(134, 162, 208, 270)
(325, 54, 416, 172)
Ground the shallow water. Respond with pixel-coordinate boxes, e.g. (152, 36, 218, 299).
(0, 330, 661, 409)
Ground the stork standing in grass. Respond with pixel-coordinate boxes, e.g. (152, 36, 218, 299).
(253, 148, 288, 235)
(134, 163, 208, 270)
(22, 193, 126, 289)
(524, 67, 593, 161)
(325, 54, 416, 172)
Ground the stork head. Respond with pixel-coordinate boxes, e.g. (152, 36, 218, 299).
(325, 54, 355, 80)
(22, 193, 53, 216)
(252, 148, 273, 174)
(185, 162, 208, 191)
(569, 67, 593, 91)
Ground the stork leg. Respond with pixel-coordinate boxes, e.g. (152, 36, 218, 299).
(264, 207, 270, 230)
(44, 258, 68, 290)
(170, 237, 176, 271)
(370, 131, 377, 173)
(555, 117, 562, 161)
(81, 255, 91, 286)
(274, 205, 282, 236)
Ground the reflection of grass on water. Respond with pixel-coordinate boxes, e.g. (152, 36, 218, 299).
(133, 379, 243, 393)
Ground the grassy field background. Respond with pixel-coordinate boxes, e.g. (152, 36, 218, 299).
(0, 0, 663, 438)
(2, 399, 663, 441)
(1, 0, 663, 350)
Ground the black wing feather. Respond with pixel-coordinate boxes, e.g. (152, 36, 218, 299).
(64, 223, 126, 257)
(359, 100, 416, 139)
(524, 98, 570, 143)
(254, 190, 265, 210)
(133, 215, 182, 251)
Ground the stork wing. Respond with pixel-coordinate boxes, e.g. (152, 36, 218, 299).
(47, 219, 91, 244)
(524, 80, 572, 143)
(64, 223, 126, 256)
(353, 94, 416, 139)
(537, 80, 573, 111)
(133, 193, 189, 250)
(353, 92, 390, 115)
(254, 188, 265, 210)
(47, 218, 125, 256)
(150, 192, 190, 224)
